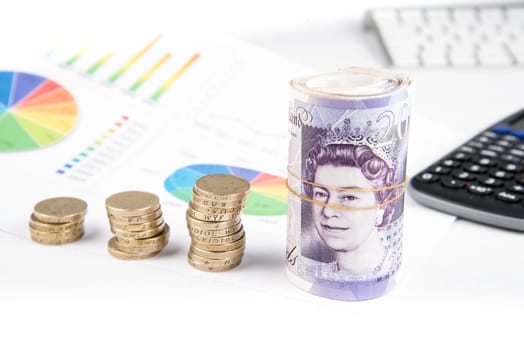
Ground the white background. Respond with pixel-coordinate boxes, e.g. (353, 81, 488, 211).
(1, 0, 524, 349)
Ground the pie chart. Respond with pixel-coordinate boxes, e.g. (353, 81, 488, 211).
(164, 164, 287, 216)
(0, 71, 77, 151)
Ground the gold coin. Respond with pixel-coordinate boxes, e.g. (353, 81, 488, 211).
(191, 234, 245, 252)
(33, 197, 87, 224)
(30, 226, 84, 240)
(187, 222, 243, 238)
(194, 174, 250, 200)
(189, 200, 242, 215)
(187, 204, 239, 222)
(109, 216, 164, 232)
(185, 211, 240, 230)
(188, 258, 241, 272)
(188, 259, 241, 272)
(108, 208, 163, 224)
(112, 222, 165, 239)
(105, 191, 160, 217)
(191, 191, 246, 208)
(115, 225, 170, 247)
(190, 245, 244, 260)
(188, 253, 243, 267)
(187, 252, 242, 272)
(107, 239, 160, 260)
(31, 231, 84, 245)
(190, 228, 244, 245)
(30, 214, 84, 233)
(109, 236, 168, 255)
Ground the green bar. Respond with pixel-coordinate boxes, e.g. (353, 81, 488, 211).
(65, 47, 88, 66)
(87, 53, 112, 75)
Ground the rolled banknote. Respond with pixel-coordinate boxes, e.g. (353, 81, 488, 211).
(287, 67, 413, 301)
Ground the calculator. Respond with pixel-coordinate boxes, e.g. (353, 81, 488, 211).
(409, 108, 524, 231)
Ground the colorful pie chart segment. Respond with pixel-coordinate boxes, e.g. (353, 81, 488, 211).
(164, 164, 287, 216)
(0, 71, 77, 151)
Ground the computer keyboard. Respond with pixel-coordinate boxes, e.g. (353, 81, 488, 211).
(366, 3, 524, 67)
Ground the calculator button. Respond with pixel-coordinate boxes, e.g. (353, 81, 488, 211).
(462, 163, 487, 174)
(487, 145, 506, 153)
(451, 152, 471, 161)
(478, 176, 504, 187)
(452, 170, 476, 181)
(467, 184, 493, 196)
(495, 140, 514, 148)
(440, 177, 466, 189)
(495, 191, 522, 203)
(416, 173, 440, 183)
(500, 163, 523, 172)
(509, 149, 524, 157)
(441, 159, 462, 168)
(500, 154, 521, 163)
(429, 166, 450, 174)
(484, 130, 499, 137)
(476, 136, 491, 144)
(515, 143, 524, 151)
(459, 146, 475, 153)
(489, 169, 514, 180)
(503, 135, 520, 142)
(479, 150, 499, 158)
(473, 156, 498, 167)
(506, 182, 524, 194)
(468, 141, 485, 149)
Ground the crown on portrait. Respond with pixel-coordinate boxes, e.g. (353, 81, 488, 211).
(318, 114, 399, 168)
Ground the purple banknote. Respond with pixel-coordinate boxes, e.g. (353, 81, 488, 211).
(287, 67, 413, 301)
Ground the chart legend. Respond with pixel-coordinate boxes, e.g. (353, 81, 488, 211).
(0, 71, 77, 151)
(164, 164, 287, 216)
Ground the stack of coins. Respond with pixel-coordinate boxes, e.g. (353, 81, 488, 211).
(186, 174, 250, 272)
(105, 191, 169, 260)
(29, 197, 87, 245)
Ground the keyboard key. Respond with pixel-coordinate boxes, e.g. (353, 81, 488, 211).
(369, 4, 524, 68)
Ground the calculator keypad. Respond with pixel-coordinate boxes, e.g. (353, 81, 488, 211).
(414, 129, 524, 207)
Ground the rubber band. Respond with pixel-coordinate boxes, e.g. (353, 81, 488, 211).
(287, 166, 408, 193)
(286, 180, 406, 211)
